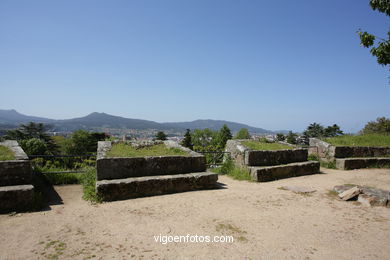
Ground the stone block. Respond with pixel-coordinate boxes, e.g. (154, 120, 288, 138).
(96, 172, 218, 201)
(336, 158, 390, 170)
(0, 185, 34, 213)
(338, 186, 361, 201)
(250, 161, 320, 182)
(0, 160, 32, 186)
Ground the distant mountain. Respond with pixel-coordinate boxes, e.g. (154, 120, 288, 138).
(0, 109, 53, 125)
(53, 112, 168, 131)
(164, 119, 271, 133)
(0, 109, 277, 134)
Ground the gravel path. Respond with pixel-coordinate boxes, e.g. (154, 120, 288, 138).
(1, 168, 390, 259)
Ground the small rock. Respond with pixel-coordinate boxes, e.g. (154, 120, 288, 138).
(338, 186, 361, 201)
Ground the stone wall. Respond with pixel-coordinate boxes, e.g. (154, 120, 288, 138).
(0, 140, 33, 213)
(96, 141, 206, 180)
(0, 140, 32, 186)
(309, 138, 390, 160)
(225, 139, 308, 167)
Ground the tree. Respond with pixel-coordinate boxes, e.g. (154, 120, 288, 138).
(234, 128, 250, 139)
(324, 124, 344, 137)
(191, 128, 217, 147)
(5, 122, 57, 154)
(64, 130, 103, 155)
(181, 129, 193, 149)
(286, 131, 298, 144)
(19, 138, 48, 155)
(361, 117, 390, 134)
(216, 124, 232, 148)
(276, 133, 285, 141)
(303, 123, 325, 138)
(358, 0, 390, 71)
(155, 131, 167, 141)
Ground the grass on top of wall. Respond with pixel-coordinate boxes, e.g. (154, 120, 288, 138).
(0, 145, 15, 161)
(106, 143, 189, 157)
(241, 141, 293, 151)
(324, 134, 390, 147)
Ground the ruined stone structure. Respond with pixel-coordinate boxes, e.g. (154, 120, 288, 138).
(309, 138, 390, 170)
(225, 140, 320, 182)
(0, 140, 34, 213)
(96, 140, 218, 201)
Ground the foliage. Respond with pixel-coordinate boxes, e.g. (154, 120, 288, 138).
(325, 134, 390, 147)
(193, 145, 224, 165)
(286, 131, 298, 144)
(19, 138, 48, 155)
(79, 167, 101, 202)
(106, 143, 188, 157)
(357, 0, 390, 69)
(0, 145, 15, 160)
(155, 131, 167, 141)
(276, 133, 285, 141)
(212, 157, 251, 180)
(234, 128, 250, 139)
(64, 130, 106, 155)
(216, 124, 232, 148)
(242, 140, 292, 150)
(307, 153, 319, 161)
(191, 128, 219, 148)
(320, 160, 337, 169)
(361, 117, 390, 135)
(303, 123, 343, 138)
(181, 129, 193, 149)
(5, 122, 58, 155)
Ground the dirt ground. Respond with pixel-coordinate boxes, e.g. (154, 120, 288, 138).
(1, 168, 390, 260)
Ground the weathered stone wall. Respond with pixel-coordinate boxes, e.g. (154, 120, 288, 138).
(96, 172, 218, 201)
(225, 139, 308, 167)
(308, 138, 335, 161)
(245, 149, 308, 166)
(0, 140, 33, 213)
(225, 140, 249, 167)
(250, 161, 319, 182)
(333, 146, 390, 158)
(96, 141, 206, 180)
(0, 140, 32, 186)
(309, 138, 390, 160)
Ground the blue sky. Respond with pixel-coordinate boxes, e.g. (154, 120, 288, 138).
(0, 0, 389, 133)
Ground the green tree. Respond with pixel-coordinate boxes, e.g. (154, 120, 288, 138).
(276, 133, 285, 141)
(191, 128, 218, 147)
(19, 138, 48, 155)
(5, 122, 57, 154)
(64, 130, 97, 155)
(234, 128, 250, 139)
(286, 131, 298, 144)
(181, 129, 193, 149)
(303, 123, 325, 138)
(324, 124, 344, 137)
(216, 124, 232, 148)
(155, 131, 167, 141)
(358, 0, 390, 70)
(361, 117, 390, 134)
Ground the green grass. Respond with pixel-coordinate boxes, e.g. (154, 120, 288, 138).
(106, 143, 189, 157)
(212, 158, 252, 181)
(324, 134, 390, 147)
(0, 145, 15, 161)
(79, 167, 101, 203)
(242, 141, 293, 151)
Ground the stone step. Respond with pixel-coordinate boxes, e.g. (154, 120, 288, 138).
(249, 161, 320, 182)
(0, 160, 32, 186)
(0, 184, 34, 213)
(96, 172, 218, 201)
(335, 157, 390, 170)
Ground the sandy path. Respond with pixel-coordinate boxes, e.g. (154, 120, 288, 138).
(1, 168, 390, 259)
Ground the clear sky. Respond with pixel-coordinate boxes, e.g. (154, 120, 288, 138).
(0, 0, 389, 133)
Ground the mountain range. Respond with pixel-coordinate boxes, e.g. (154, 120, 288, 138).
(0, 109, 279, 134)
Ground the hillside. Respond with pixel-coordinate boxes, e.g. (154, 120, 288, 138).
(0, 109, 276, 134)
